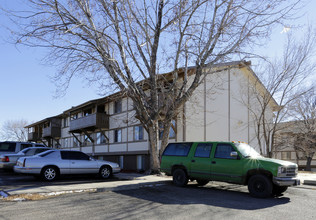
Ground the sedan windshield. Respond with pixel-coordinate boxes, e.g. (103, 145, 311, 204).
(234, 143, 262, 158)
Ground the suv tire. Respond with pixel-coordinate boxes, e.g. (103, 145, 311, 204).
(173, 169, 188, 187)
(197, 179, 209, 186)
(272, 185, 288, 196)
(248, 174, 272, 198)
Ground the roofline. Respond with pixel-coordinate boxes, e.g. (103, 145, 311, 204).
(25, 114, 63, 128)
(25, 60, 279, 128)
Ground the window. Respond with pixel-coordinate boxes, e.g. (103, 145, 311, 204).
(0, 142, 16, 152)
(24, 149, 36, 156)
(214, 144, 236, 159)
(97, 132, 107, 144)
(84, 108, 93, 116)
(169, 120, 176, 138)
(134, 126, 144, 141)
(159, 120, 176, 139)
(194, 143, 212, 158)
(73, 137, 81, 148)
(114, 100, 122, 114)
(71, 113, 79, 120)
(63, 117, 69, 127)
(114, 129, 122, 142)
(35, 148, 49, 154)
(61, 151, 90, 160)
(21, 144, 32, 150)
(83, 135, 93, 146)
(281, 152, 291, 160)
(163, 143, 192, 156)
(38, 150, 54, 157)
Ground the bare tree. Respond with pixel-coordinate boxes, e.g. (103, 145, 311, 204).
(0, 119, 29, 142)
(291, 89, 316, 170)
(248, 27, 316, 157)
(3, 0, 301, 172)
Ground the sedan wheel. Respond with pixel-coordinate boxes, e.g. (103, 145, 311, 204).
(100, 166, 112, 179)
(42, 167, 58, 181)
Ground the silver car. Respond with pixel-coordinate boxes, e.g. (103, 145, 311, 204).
(0, 147, 51, 170)
(14, 150, 121, 181)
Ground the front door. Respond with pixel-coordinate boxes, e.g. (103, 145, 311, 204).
(210, 143, 244, 184)
(62, 151, 99, 174)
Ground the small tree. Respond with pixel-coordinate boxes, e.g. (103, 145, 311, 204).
(3, 0, 301, 172)
(0, 119, 29, 142)
(291, 90, 316, 171)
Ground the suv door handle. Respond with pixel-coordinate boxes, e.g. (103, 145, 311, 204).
(211, 161, 216, 164)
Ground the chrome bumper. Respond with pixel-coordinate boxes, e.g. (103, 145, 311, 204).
(0, 162, 15, 169)
(273, 177, 300, 186)
(112, 167, 121, 174)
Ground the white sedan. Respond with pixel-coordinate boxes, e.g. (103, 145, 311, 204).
(14, 149, 121, 181)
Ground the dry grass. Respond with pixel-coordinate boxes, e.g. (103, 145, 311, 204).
(1, 189, 97, 202)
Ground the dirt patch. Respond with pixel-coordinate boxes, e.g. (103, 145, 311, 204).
(1, 189, 97, 202)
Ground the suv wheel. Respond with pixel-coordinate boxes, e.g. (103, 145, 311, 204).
(173, 169, 188, 187)
(272, 185, 288, 196)
(248, 174, 272, 198)
(197, 179, 209, 186)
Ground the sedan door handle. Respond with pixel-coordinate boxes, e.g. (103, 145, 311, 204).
(211, 161, 216, 164)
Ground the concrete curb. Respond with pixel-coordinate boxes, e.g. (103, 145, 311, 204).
(303, 180, 316, 186)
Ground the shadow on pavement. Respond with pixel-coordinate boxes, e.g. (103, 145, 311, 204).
(116, 183, 290, 210)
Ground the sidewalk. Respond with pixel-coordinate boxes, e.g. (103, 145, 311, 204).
(297, 172, 316, 186)
(1, 172, 316, 200)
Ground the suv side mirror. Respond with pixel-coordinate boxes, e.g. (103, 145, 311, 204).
(230, 151, 239, 159)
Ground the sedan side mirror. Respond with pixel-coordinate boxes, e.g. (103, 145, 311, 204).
(89, 156, 95, 161)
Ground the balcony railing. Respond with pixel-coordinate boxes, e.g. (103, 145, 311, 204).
(28, 132, 42, 142)
(69, 113, 109, 133)
(43, 127, 61, 138)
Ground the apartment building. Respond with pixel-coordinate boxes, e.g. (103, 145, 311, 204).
(274, 120, 316, 171)
(26, 61, 278, 171)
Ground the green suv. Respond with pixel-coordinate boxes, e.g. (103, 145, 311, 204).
(160, 142, 300, 198)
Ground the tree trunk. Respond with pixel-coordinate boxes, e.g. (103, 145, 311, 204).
(305, 157, 312, 171)
(147, 121, 160, 174)
(159, 119, 172, 158)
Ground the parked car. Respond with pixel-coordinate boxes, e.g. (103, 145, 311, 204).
(0, 147, 51, 170)
(0, 141, 46, 155)
(160, 141, 300, 198)
(14, 149, 121, 181)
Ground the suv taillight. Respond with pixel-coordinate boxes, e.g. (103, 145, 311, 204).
(23, 158, 26, 167)
(1, 156, 9, 162)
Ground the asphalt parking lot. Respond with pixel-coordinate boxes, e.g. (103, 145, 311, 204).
(1, 169, 316, 200)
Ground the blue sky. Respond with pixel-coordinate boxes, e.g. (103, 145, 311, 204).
(0, 1, 315, 138)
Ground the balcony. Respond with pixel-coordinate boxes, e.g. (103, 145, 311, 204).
(43, 127, 61, 138)
(28, 132, 42, 142)
(69, 113, 109, 133)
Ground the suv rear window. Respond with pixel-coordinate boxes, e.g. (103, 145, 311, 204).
(163, 143, 192, 156)
(0, 142, 15, 152)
